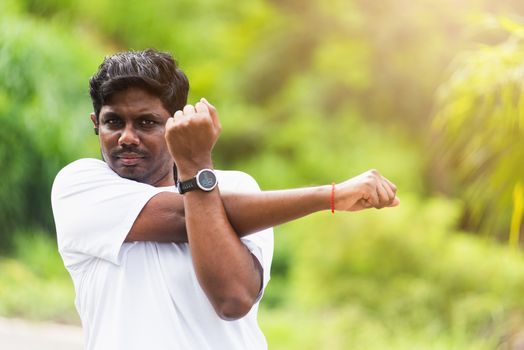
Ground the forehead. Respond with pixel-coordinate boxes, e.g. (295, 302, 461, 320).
(100, 87, 168, 116)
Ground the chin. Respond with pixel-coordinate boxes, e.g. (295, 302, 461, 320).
(110, 164, 146, 182)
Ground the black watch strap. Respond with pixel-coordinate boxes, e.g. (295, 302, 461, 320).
(177, 177, 199, 194)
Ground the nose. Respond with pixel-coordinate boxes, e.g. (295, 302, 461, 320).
(118, 124, 140, 146)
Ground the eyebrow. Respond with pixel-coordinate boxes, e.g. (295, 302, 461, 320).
(100, 111, 121, 120)
(137, 112, 164, 120)
(100, 111, 164, 120)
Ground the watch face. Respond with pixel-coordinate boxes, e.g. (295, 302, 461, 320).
(197, 170, 217, 190)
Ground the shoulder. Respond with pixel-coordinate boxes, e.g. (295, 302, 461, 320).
(53, 158, 112, 186)
(52, 158, 109, 195)
(55, 158, 108, 178)
(215, 170, 261, 192)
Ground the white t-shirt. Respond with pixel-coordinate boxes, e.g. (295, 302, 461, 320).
(51, 158, 274, 350)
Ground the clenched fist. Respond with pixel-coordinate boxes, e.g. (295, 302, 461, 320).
(165, 98, 221, 179)
(335, 169, 399, 211)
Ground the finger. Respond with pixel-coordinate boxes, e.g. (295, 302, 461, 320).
(201, 97, 215, 111)
(201, 98, 221, 129)
(173, 110, 183, 120)
(376, 180, 389, 208)
(165, 117, 177, 141)
(381, 179, 396, 202)
(183, 104, 195, 115)
(367, 180, 380, 208)
(387, 196, 401, 207)
(195, 101, 209, 114)
(165, 117, 174, 135)
(383, 177, 397, 193)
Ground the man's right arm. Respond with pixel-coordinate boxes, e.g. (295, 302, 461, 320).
(125, 169, 399, 242)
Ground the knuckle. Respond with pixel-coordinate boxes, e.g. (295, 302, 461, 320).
(176, 118, 189, 128)
(194, 115, 209, 125)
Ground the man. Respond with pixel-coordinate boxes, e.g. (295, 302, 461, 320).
(51, 49, 399, 350)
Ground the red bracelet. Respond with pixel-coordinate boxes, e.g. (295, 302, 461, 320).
(331, 182, 335, 214)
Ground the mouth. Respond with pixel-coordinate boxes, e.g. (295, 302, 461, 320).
(116, 153, 145, 166)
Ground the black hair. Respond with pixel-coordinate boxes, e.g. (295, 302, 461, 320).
(89, 49, 189, 119)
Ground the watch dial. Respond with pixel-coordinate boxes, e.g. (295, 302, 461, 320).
(198, 171, 217, 189)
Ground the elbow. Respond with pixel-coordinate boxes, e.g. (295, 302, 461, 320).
(214, 294, 256, 321)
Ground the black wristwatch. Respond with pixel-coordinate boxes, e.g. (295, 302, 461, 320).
(177, 169, 218, 194)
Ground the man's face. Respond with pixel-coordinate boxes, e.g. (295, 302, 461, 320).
(91, 87, 175, 187)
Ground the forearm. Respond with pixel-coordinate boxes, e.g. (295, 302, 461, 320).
(222, 185, 331, 235)
(183, 188, 262, 319)
(126, 185, 331, 242)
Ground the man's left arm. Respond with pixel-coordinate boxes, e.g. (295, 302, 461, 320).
(165, 100, 262, 320)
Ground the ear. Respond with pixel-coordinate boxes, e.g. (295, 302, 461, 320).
(90, 113, 99, 135)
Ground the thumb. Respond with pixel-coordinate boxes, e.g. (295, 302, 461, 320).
(389, 197, 401, 207)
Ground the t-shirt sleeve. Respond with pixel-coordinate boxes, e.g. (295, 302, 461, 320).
(230, 172, 274, 300)
(51, 159, 166, 269)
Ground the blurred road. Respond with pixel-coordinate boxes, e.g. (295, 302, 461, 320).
(0, 317, 83, 350)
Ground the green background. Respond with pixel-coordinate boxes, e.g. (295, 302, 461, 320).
(1, 0, 524, 348)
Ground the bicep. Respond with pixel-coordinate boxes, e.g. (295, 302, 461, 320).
(125, 192, 188, 243)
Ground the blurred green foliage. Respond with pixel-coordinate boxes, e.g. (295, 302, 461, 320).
(264, 196, 524, 349)
(1, 0, 524, 348)
(0, 2, 101, 249)
(0, 231, 76, 323)
(433, 16, 524, 239)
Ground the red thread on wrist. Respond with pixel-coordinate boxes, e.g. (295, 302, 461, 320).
(331, 182, 335, 214)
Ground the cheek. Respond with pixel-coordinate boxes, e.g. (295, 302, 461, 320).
(99, 133, 115, 148)
(97, 133, 119, 156)
(149, 132, 169, 152)
(158, 142, 173, 161)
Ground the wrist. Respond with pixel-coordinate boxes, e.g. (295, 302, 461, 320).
(177, 168, 218, 194)
(312, 185, 332, 212)
(175, 158, 213, 181)
(330, 182, 335, 214)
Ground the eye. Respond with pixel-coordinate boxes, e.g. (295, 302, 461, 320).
(139, 119, 157, 127)
(103, 118, 123, 126)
